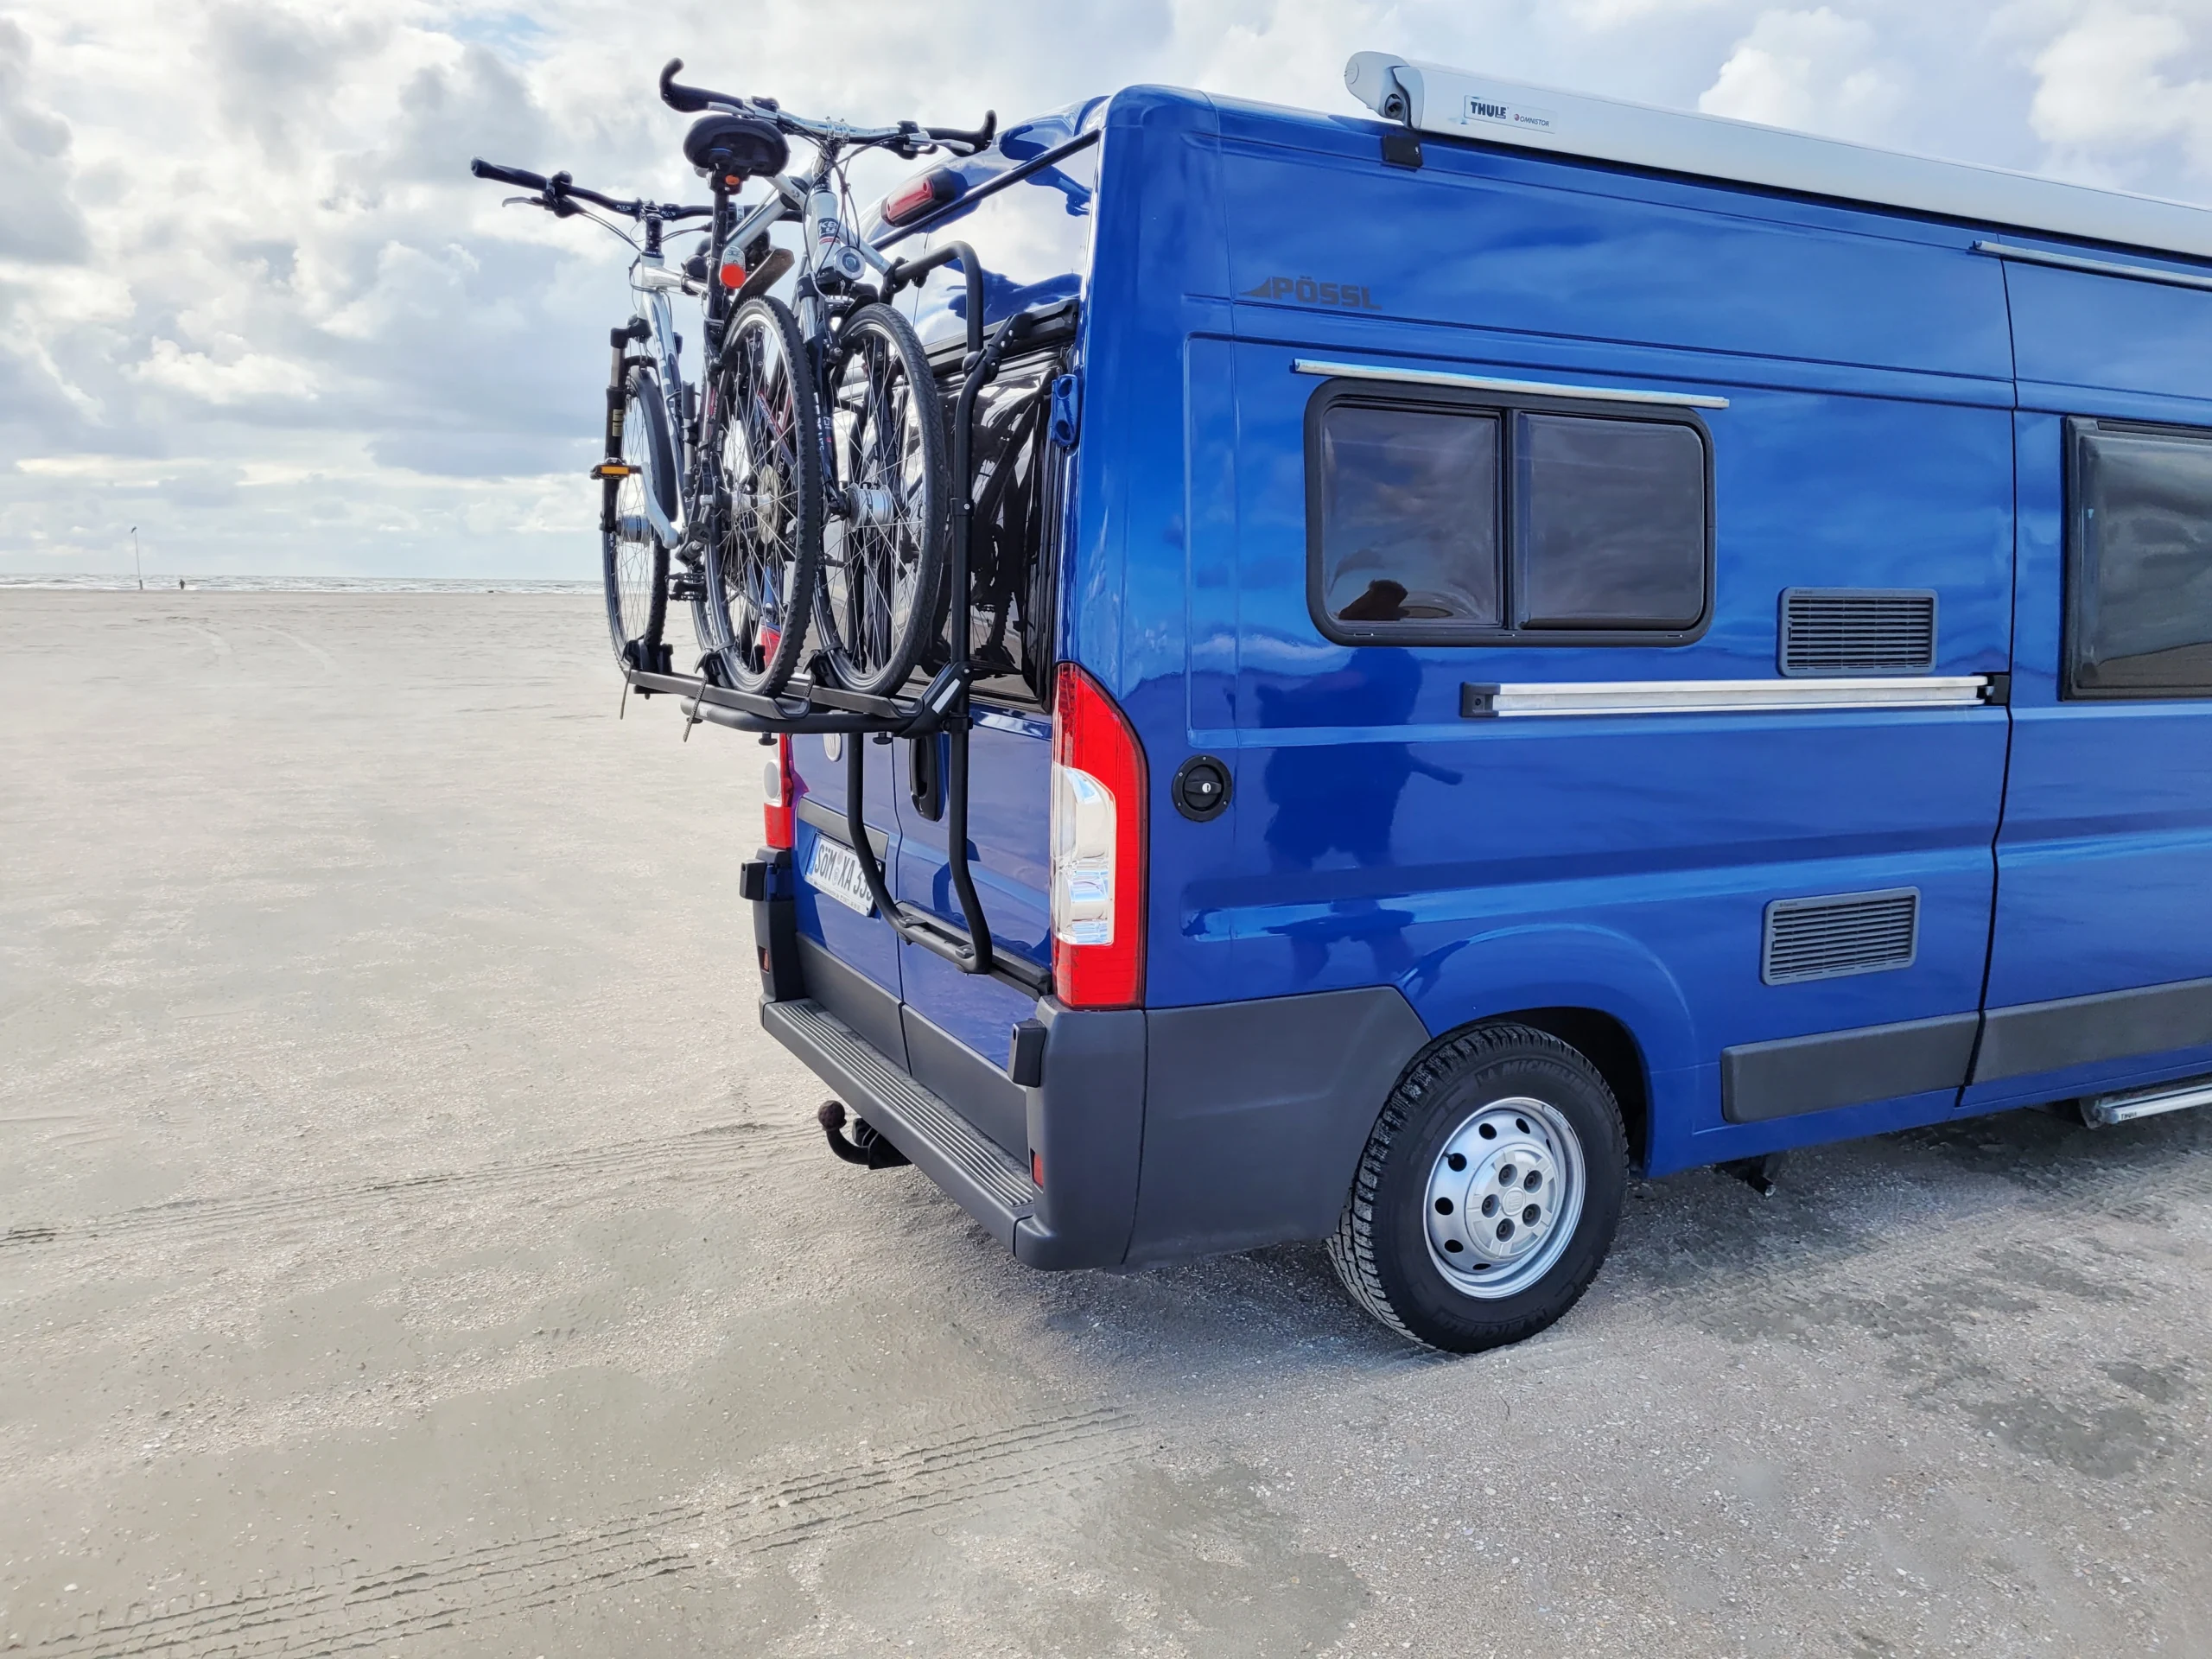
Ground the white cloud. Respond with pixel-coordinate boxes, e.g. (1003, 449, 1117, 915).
(2030, 3, 2212, 175)
(3, 0, 2212, 577)
(131, 338, 320, 404)
(1699, 7, 1906, 141)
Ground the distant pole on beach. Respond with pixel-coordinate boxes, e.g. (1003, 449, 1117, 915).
(131, 526, 142, 592)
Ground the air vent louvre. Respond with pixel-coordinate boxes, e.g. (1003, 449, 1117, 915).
(1763, 889, 1920, 985)
(1780, 588, 1937, 676)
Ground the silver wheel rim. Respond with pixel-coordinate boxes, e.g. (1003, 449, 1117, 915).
(609, 394, 659, 653)
(715, 311, 802, 679)
(823, 324, 929, 683)
(1424, 1096, 1586, 1300)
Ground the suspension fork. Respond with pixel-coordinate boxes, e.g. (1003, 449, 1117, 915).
(600, 317, 649, 535)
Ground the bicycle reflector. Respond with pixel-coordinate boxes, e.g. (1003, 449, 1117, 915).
(880, 167, 966, 227)
(763, 733, 794, 849)
(1050, 664, 1146, 1008)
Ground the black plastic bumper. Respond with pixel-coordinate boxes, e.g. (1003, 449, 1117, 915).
(749, 850, 1432, 1269)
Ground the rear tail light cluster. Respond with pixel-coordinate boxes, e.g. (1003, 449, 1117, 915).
(1050, 664, 1146, 1008)
(762, 733, 794, 849)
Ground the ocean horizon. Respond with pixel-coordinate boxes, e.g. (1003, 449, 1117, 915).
(0, 574, 598, 594)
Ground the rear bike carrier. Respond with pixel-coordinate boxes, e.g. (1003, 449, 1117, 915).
(619, 280, 1073, 1003)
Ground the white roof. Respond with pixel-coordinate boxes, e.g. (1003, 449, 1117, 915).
(1344, 53, 2212, 264)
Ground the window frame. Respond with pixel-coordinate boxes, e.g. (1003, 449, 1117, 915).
(2063, 414, 2212, 703)
(1303, 377, 1716, 648)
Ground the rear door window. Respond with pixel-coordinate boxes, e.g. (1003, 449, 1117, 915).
(2069, 419, 2212, 697)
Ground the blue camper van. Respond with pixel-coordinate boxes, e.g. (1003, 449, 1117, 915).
(736, 56, 2212, 1351)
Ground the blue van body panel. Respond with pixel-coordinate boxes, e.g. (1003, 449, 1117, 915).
(762, 81, 2212, 1266)
(1140, 90, 2017, 1174)
(791, 734, 903, 1001)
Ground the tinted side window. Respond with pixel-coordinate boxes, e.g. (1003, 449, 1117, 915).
(2072, 423, 2212, 696)
(1517, 413, 1707, 628)
(1318, 404, 1500, 628)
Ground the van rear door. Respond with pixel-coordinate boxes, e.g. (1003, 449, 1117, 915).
(869, 110, 1099, 1155)
(888, 352, 1065, 1153)
(787, 723, 904, 1045)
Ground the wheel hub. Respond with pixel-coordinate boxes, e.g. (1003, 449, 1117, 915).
(849, 483, 897, 525)
(1423, 1096, 1585, 1300)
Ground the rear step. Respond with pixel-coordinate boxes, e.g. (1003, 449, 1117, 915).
(766, 998, 1038, 1243)
(2081, 1075, 2212, 1128)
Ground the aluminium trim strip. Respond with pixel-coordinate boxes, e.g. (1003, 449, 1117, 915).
(1463, 676, 1989, 718)
(1293, 358, 1730, 410)
(1972, 239, 2212, 294)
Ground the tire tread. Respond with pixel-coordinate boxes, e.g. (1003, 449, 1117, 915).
(1327, 1022, 1629, 1351)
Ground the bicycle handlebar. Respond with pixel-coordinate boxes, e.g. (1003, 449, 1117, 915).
(657, 58, 996, 157)
(469, 157, 714, 224)
(923, 114, 997, 156)
(471, 159, 548, 191)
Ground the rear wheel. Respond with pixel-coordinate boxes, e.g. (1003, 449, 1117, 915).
(603, 367, 673, 672)
(1328, 1023, 1629, 1353)
(815, 303, 949, 698)
(704, 296, 821, 695)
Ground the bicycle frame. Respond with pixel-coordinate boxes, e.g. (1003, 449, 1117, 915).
(625, 257, 690, 549)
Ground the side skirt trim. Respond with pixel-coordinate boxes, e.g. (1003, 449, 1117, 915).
(1974, 976, 2212, 1084)
(1721, 1012, 1980, 1123)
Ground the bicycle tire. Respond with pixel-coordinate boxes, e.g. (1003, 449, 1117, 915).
(603, 365, 674, 672)
(815, 303, 950, 699)
(703, 296, 822, 696)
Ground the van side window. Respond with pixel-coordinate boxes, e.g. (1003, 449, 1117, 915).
(1516, 414, 1707, 629)
(2069, 419, 2212, 698)
(1306, 384, 1712, 645)
(1318, 404, 1501, 627)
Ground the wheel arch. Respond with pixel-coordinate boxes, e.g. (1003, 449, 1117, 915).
(1401, 922, 1697, 1172)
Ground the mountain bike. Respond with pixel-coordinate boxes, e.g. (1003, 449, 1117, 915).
(472, 111, 795, 682)
(655, 60, 996, 697)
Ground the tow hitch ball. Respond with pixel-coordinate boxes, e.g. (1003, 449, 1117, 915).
(817, 1100, 910, 1170)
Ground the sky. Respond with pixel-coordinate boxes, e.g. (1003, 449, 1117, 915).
(7, 0, 2212, 579)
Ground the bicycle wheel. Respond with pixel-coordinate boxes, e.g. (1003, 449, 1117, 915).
(703, 296, 821, 696)
(603, 365, 673, 671)
(816, 303, 950, 698)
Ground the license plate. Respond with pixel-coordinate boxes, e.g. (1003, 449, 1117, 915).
(805, 834, 877, 916)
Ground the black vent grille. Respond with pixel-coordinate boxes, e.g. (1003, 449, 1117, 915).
(1763, 889, 1920, 985)
(1780, 588, 1937, 676)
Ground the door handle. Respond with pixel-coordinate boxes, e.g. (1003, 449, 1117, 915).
(907, 734, 944, 822)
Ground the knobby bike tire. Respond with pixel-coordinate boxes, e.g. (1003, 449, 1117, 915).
(702, 296, 823, 696)
(815, 303, 950, 700)
(602, 365, 673, 672)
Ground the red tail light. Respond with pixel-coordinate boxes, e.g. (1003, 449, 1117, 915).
(763, 732, 794, 849)
(1050, 664, 1146, 1008)
(880, 167, 967, 227)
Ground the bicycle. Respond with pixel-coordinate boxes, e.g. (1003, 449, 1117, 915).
(473, 68, 997, 701)
(471, 111, 791, 683)
(655, 60, 996, 697)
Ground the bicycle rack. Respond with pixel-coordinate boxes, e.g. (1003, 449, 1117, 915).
(622, 284, 1065, 1001)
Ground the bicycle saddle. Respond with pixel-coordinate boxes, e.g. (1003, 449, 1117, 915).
(683, 114, 788, 181)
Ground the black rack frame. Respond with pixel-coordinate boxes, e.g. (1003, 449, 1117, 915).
(623, 271, 1066, 1002)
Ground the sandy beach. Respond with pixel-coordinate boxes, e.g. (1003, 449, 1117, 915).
(4, 589, 2209, 1656)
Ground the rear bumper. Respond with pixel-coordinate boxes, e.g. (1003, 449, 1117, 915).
(750, 853, 1432, 1269)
